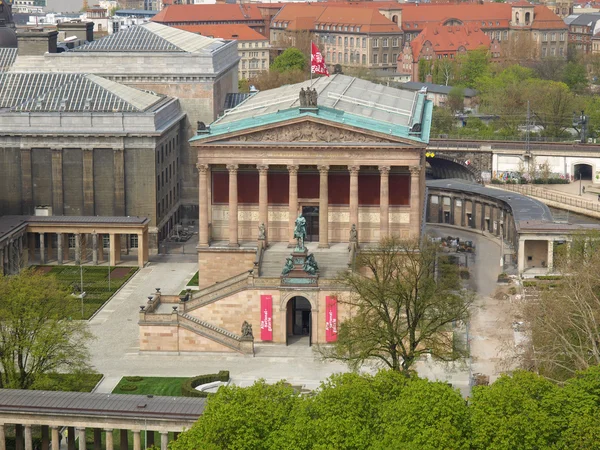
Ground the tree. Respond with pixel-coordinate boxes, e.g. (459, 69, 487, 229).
(519, 233, 600, 381)
(530, 57, 566, 82)
(171, 380, 299, 450)
(418, 58, 432, 83)
(0, 269, 92, 389)
(470, 371, 563, 450)
(249, 69, 306, 91)
(431, 106, 455, 136)
(457, 48, 490, 88)
(271, 48, 307, 73)
(432, 59, 457, 86)
(447, 86, 465, 113)
(529, 79, 580, 138)
(322, 237, 474, 374)
(562, 61, 588, 93)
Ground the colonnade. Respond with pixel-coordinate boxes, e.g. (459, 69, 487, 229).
(0, 424, 175, 450)
(28, 231, 148, 268)
(197, 163, 422, 247)
(0, 234, 25, 276)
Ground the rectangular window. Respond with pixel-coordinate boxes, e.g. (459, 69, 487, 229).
(362, 54, 366, 65)
(102, 235, 109, 249)
(350, 37, 354, 47)
(392, 37, 398, 47)
(362, 37, 366, 48)
(129, 234, 138, 249)
(373, 54, 378, 64)
(344, 37, 348, 46)
(373, 38, 379, 48)
(383, 38, 389, 48)
(383, 53, 388, 64)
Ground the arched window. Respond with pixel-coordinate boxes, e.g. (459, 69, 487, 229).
(525, 12, 530, 25)
(392, 15, 398, 24)
(515, 12, 519, 25)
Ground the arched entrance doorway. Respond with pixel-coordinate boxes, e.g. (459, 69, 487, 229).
(574, 163, 593, 180)
(286, 296, 312, 346)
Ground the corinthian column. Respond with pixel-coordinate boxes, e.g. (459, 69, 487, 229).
(379, 166, 390, 239)
(287, 165, 299, 247)
(348, 165, 359, 241)
(409, 165, 422, 238)
(227, 164, 239, 247)
(318, 165, 329, 248)
(258, 164, 269, 242)
(197, 163, 209, 247)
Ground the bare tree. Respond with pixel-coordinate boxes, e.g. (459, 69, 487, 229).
(519, 233, 600, 381)
(322, 237, 474, 374)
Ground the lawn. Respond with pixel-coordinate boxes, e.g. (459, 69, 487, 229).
(187, 271, 199, 286)
(31, 372, 103, 393)
(112, 376, 188, 397)
(35, 265, 138, 319)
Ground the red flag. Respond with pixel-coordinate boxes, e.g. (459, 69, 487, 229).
(311, 42, 330, 77)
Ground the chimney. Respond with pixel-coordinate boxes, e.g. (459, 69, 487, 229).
(56, 21, 94, 42)
(16, 29, 59, 55)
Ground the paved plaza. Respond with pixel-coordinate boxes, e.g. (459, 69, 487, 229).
(89, 228, 518, 396)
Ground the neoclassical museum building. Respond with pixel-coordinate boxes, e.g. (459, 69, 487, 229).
(139, 75, 433, 353)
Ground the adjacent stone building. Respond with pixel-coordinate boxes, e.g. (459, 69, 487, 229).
(5, 22, 239, 244)
(0, 72, 184, 251)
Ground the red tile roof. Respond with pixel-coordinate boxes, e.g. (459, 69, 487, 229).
(173, 24, 268, 41)
(272, 3, 400, 33)
(152, 4, 264, 24)
(410, 23, 491, 60)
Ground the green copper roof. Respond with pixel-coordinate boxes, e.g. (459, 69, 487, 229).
(191, 102, 432, 145)
(190, 75, 433, 145)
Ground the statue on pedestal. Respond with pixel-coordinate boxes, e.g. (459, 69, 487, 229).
(258, 223, 266, 240)
(349, 224, 358, 243)
(293, 214, 307, 252)
(241, 321, 253, 338)
(303, 253, 319, 275)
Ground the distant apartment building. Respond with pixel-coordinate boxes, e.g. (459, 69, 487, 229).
(565, 12, 600, 53)
(270, 3, 403, 72)
(398, 23, 503, 82)
(152, 4, 268, 36)
(175, 24, 270, 80)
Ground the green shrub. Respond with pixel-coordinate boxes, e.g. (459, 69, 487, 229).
(119, 383, 138, 392)
(522, 281, 537, 287)
(181, 371, 230, 398)
(535, 275, 562, 280)
(508, 287, 517, 295)
(125, 376, 144, 382)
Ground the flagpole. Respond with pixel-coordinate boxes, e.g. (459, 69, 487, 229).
(310, 41, 313, 86)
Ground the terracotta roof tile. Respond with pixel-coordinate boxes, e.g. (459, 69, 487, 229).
(153, 4, 264, 24)
(410, 23, 491, 60)
(174, 24, 268, 41)
(272, 4, 401, 33)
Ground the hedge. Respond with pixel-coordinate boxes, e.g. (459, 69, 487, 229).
(181, 371, 230, 398)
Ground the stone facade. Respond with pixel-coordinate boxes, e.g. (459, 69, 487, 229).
(197, 249, 255, 289)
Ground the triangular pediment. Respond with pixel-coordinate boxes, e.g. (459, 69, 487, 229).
(195, 117, 425, 147)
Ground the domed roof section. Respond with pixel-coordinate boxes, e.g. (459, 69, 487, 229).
(0, 25, 17, 49)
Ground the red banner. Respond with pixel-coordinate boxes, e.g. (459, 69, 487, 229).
(311, 42, 330, 76)
(260, 295, 273, 341)
(325, 296, 338, 342)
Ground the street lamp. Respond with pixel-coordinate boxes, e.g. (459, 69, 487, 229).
(80, 292, 86, 319)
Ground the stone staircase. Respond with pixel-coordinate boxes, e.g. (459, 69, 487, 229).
(179, 313, 244, 353)
(184, 271, 251, 313)
(260, 243, 350, 279)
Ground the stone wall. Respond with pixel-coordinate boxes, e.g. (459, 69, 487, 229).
(197, 249, 255, 288)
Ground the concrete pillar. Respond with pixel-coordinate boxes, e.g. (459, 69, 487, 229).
(109, 234, 121, 266)
(114, 148, 125, 216)
(547, 239, 554, 271)
(39, 233, 46, 264)
(119, 430, 128, 450)
(67, 427, 75, 450)
(258, 164, 269, 243)
(75, 234, 81, 265)
(77, 428, 86, 450)
(92, 429, 101, 450)
(318, 165, 329, 248)
(104, 430, 113, 450)
(51, 148, 64, 215)
(227, 164, 239, 247)
(146, 432, 154, 448)
(197, 163, 209, 247)
(379, 166, 390, 238)
(51, 426, 60, 450)
(518, 238, 526, 273)
(0, 424, 6, 450)
(160, 432, 168, 450)
(137, 233, 145, 268)
(409, 166, 421, 237)
(24, 425, 33, 450)
(82, 148, 94, 216)
(132, 431, 141, 450)
(461, 197, 466, 227)
(15, 425, 23, 450)
(20, 148, 33, 215)
(92, 233, 98, 265)
(287, 165, 299, 247)
(349, 165, 359, 241)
